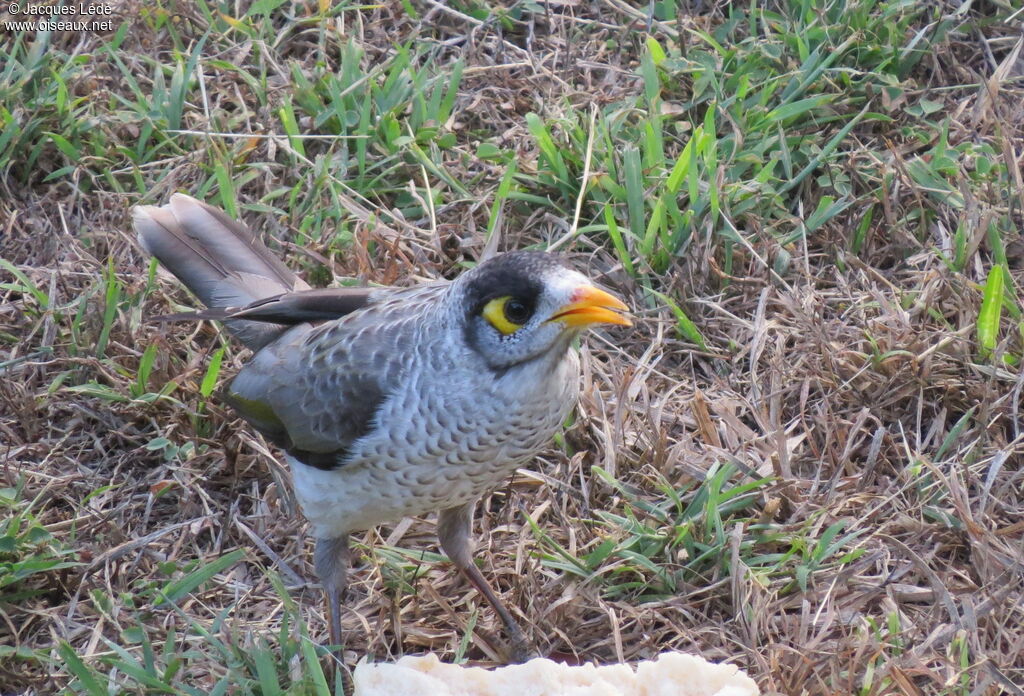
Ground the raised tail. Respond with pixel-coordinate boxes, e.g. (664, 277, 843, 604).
(133, 193, 309, 350)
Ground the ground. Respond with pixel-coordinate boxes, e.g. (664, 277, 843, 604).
(1, 1, 1023, 694)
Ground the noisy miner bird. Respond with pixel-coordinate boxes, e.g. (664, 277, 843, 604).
(133, 194, 631, 660)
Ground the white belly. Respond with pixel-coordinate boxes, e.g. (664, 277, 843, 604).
(289, 350, 579, 538)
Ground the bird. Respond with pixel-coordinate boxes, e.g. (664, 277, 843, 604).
(132, 193, 631, 661)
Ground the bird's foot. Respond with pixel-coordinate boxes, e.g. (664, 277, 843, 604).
(505, 628, 533, 664)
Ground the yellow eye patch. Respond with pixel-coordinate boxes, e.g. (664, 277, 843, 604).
(482, 296, 532, 335)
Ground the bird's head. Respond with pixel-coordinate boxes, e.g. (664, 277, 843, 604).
(457, 251, 631, 370)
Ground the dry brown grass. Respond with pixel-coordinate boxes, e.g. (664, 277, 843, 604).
(2, 1, 1023, 694)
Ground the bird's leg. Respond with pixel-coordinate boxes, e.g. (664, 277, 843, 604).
(314, 534, 350, 650)
(437, 503, 531, 663)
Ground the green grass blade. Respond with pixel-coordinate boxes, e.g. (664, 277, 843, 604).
(622, 146, 645, 240)
(935, 407, 976, 460)
(665, 136, 695, 196)
(977, 264, 1004, 361)
(57, 642, 107, 696)
(0, 258, 49, 308)
(780, 105, 870, 194)
(155, 549, 245, 607)
(279, 97, 305, 158)
(653, 290, 707, 350)
(95, 259, 121, 359)
(199, 347, 225, 399)
(252, 645, 283, 696)
(136, 341, 159, 397)
(603, 203, 635, 276)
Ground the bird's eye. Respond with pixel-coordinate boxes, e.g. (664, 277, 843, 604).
(504, 298, 531, 324)
(482, 296, 533, 335)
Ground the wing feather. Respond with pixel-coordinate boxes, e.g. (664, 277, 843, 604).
(225, 284, 448, 470)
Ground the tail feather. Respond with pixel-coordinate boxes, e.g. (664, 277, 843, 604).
(134, 193, 309, 349)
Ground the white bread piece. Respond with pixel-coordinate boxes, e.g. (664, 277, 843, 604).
(352, 651, 759, 696)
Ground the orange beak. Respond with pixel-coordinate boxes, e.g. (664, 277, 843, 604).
(549, 286, 632, 328)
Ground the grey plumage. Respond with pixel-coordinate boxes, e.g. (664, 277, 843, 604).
(134, 195, 309, 349)
(133, 193, 630, 661)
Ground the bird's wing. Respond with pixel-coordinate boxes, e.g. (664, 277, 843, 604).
(224, 283, 449, 470)
(153, 287, 377, 325)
